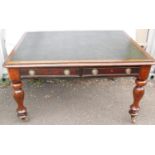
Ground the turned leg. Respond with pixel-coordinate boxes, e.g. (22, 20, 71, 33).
(129, 79, 146, 123)
(129, 66, 151, 123)
(12, 81, 28, 120)
(8, 68, 28, 121)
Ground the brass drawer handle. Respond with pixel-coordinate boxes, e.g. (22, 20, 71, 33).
(64, 69, 70, 75)
(28, 69, 36, 76)
(92, 68, 98, 75)
(125, 68, 132, 75)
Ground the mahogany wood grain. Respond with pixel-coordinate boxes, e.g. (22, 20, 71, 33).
(8, 68, 28, 120)
(129, 65, 151, 123)
(19, 66, 140, 77)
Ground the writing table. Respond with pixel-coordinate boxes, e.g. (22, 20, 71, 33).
(4, 31, 155, 123)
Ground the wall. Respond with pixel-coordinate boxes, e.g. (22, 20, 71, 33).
(147, 29, 155, 56)
(0, 30, 6, 78)
(136, 29, 148, 46)
(146, 29, 155, 77)
(0, 32, 3, 78)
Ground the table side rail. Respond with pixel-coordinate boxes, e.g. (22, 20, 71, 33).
(19, 66, 140, 78)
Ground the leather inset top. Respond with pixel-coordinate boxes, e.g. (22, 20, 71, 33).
(10, 31, 151, 62)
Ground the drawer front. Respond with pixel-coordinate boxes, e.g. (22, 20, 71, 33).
(20, 67, 80, 77)
(20, 66, 140, 78)
(82, 67, 140, 77)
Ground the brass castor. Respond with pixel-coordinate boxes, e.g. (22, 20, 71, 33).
(18, 115, 30, 122)
(131, 115, 136, 124)
(129, 108, 139, 124)
(17, 109, 29, 122)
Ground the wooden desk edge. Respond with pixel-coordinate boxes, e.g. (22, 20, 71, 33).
(3, 60, 155, 68)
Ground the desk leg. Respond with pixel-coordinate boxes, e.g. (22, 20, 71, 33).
(129, 66, 151, 123)
(8, 68, 28, 121)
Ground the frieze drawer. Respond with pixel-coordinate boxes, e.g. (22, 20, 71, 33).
(20, 68, 80, 77)
(82, 67, 140, 77)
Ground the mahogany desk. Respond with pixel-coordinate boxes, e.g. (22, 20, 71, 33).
(4, 31, 155, 123)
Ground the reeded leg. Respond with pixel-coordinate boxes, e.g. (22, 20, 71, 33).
(129, 66, 151, 123)
(12, 81, 28, 121)
(8, 68, 29, 121)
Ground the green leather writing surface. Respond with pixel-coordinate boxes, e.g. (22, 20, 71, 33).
(11, 31, 149, 62)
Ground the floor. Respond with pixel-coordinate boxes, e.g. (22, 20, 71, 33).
(0, 77, 155, 125)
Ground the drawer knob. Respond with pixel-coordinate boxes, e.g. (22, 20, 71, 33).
(64, 69, 70, 75)
(92, 68, 98, 75)
(125, 68, 132, 75)
(28, 69, 35, 76)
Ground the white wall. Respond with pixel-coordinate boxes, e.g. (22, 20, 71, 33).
(147, 29, 155, 56)
(0, 29, 6, 78)
(136, 29, 148, 46)
(0, 31, 3, 78)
